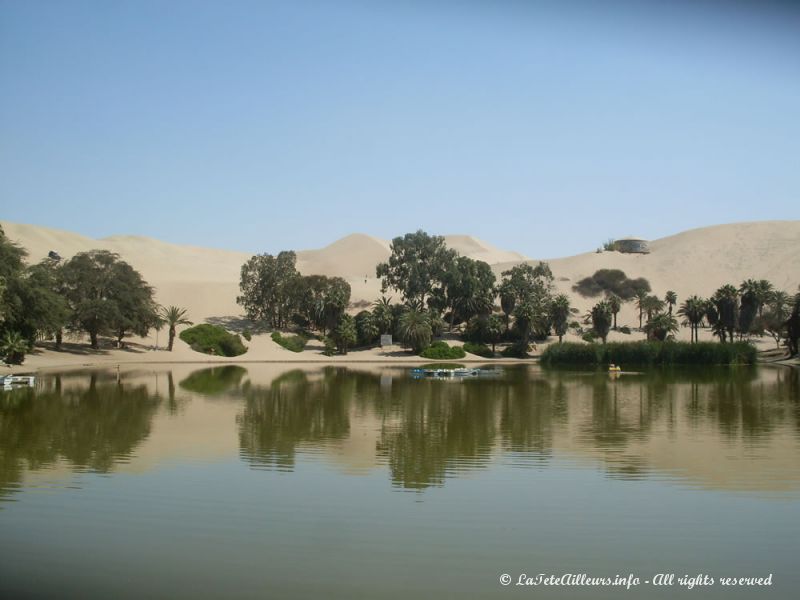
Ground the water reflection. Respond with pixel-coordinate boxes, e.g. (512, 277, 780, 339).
(226, 365, 800, 492)
(0, 365, 798, 497)
(0, 372, 161, 499)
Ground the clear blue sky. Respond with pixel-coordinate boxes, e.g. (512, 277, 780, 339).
(1, 0, 798, 257)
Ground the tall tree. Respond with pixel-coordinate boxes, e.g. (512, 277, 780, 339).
(678, 295, 706, 343)
(160, 306, 193, 351)
(500, 262, 554, 340)
(237, 251, 299, 328)
(606, 293, 622, 329)
(333, 314, 357, 355)
(550, 294, 571, 343)
(61, 251, 157, 349)
(711, 284, 739, 343)
(498, 281, 516, 334)
(634, 289, 648, 329)
(376, 230, 456, 307)
(590, 301, 612, 343)
(397, 308, 432, 353)
(441, 256, 496, 329)
(665, 291, 677, 314)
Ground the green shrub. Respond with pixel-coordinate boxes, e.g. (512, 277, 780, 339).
(322, 336, 336, 356)
(541, 341, 756, 366)
(463, 341, 494, 358)
(271, 331, 308, 353)
(618, 326, 632, 335)
(180, 324, 247, 357)
(501, 342, 530, 358)
(420, 340, 466, 360)
(242, 329, 252, 341)
(581, 331, 597, 343)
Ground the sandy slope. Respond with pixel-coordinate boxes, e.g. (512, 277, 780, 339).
(1, 219, 798, 371)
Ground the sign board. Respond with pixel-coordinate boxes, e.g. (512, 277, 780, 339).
(380, 334, 392, 348)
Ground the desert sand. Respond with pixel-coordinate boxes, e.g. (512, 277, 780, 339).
(1, 219, 798, 372)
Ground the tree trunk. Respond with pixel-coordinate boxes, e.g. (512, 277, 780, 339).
(55, 329, 63, 350)
(168, 326, 176, 351)
(90, 331, 98, 349)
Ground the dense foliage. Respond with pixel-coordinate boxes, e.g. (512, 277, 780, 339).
(271, 331, 308, 353)
(419, 340, 466, 360)
(180, 324, 248, 357)
(541, 341, 757, 366)
(572, 269, 651, 300)
(463, 341, 494, 358)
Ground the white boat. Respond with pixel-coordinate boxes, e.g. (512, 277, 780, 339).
(1, 375, 36, 388)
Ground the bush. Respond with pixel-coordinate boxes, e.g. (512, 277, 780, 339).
(419, 340, 466, 360)
(618, 326, 632, 335)
(322, 336, 336, 356)
(572, 269, 651, 300)
(541, 341, 756, 366)
(581, 331, 597, 343)
(463, 341, 494, 358)
(242, 329, 252, 341)
(501, 342, 530, 358)
(271, 331, 308, 353)
(180, 324, 247, 357)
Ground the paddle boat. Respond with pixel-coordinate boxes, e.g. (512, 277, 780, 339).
(1, 374, 36, 389)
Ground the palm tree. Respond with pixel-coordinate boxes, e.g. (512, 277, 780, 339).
(486, 314, 504, 354)
(499, 283, 515, 333)
(160, 306, 193, 351)
(372, 296, 394, 334)
(642, 295, 665, 323)
(644, 312, 679, 341)
(606, 293, 622, 329)
(677, 295, 706, 343)
(665, 291, 677, 314)
(634, 290, 648, 329)
(1, 331, 29, 365)
(550, 294, 571, 343)
(711, 285, 739, 343)
(590, 301, 612, 343)
(397, 308, 432, 353)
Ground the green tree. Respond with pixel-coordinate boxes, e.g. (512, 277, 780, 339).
(677, 295, 706, 343)
(441, 256, 496, 329)
(397, 308, 432, 353)
(634, 289, 648, 329)
(333, 314, 357, 355)
(500, 262, 554, 340)
(1, 330, 28, 365)
(607, 292, 622, 329)
(665, 291, 677, 314)
(550, 294, 571, 343)
(641, 295, 665, 323)
(711, 284, 739, 343)
(371, 296, 394, 335)
(376, 230, 456, 307)
(486, 314, 504, 354)
(61, 251, 157, 349)
(160, 306, 193, 351)
(237, 251, 299, 328)
(355, 310, 379, 346)
(590, 301, 612, 343)
(498, 281, 516, 334)
(643, 312, 679, 341)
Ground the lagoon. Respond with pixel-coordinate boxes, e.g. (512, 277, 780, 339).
(1, 365, 799, 599)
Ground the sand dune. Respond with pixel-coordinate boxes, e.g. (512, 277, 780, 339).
(2, 219, 798, 337)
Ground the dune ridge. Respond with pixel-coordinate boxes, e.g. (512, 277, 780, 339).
(2, 220, 798, 325)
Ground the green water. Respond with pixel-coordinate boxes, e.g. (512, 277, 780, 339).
(1, 365, 798, 599)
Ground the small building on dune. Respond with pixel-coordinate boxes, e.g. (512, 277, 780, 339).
(614, 237, 650, 254)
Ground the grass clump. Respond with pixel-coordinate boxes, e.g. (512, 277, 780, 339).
(541, 341, 756, 366)
(463, 341, 494, 358)
(420, 340, 466, 360)
(500, 342, 530, 358)
(271, 331, 308, 353)
(180, 324, 247, 357)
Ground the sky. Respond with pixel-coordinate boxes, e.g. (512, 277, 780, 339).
(1, 0, 799, 258)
